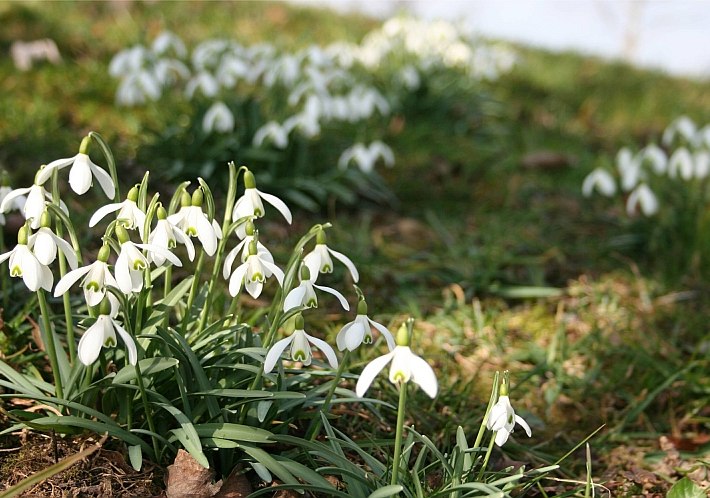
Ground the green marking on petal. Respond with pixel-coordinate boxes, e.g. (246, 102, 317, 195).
(86, 281, 100, 292)
(187, 227, 197, 237)
(104, 336, 116, 347)
(10, 265, 22, 277)
(508, 414, 514, 424)
(293, 350, 307, 362)
(306, 298, 317, 307)
(393, 371, 407, 384)
(322, 264, 332, 273)
(250, 272, 264, 282)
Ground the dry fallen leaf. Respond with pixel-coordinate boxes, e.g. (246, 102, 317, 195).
(165, 449, 222, 498)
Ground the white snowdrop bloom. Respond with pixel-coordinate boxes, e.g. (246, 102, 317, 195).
(151, 31, 187, 58)
(0, 181, 62, 230)
(0, 226, 53, 292)
(698, 124, 710, 148)
(617, 147, 642, 192)
(283, 265, 349, 312)
(115, 235, 182, 295)
(0, 185, 25, 226)
(662, 116, 697, 147)
(222, 223, 272, 279)
(668, 148, 694, 180)
(694, 151, 710, 179)
(54, 245, 117, 307)
(36, 141, 115, 198)
(148, 206, 195, 266)
(336, 300, 395, 351)
(582, 168, 616, 198)
(226, 241, 284, 299)
(185, 71, 220, 99)
(356, 345, 437, 398)
(29, 216, 78, 270)
(109, 45, 147, 78)
(641, 144, 668, 175)
(263, 315, 338, 373)
(89, 187, 146, 238)
(626, 183, 659, 217)
(78, 298, 137, 366)
(338, 141, 395, 173)
(232, 170, 292, 232)
(202, 101, 234, 134)
(253, 121, 289, 149)
(487, 394, 532, 447)
(216, 55, 250, 87)
(154, 59, 190, 87)
(192, 39, 231, 71)
(398, 65, 420, 90)
(303, 230, 358, 283)
(167, 190, 222, 257)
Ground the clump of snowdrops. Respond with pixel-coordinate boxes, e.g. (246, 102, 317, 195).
(0, 133, 564, 496)
(583, 116, 710, 280)
(107, 17, 514, 211)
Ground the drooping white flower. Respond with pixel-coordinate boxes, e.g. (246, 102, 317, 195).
(0, 185, 25, 226)
(89, 186, 146, 238)
(0, 226, 53, 292)
(662, 116, 697, 147)
(54, 244, 117, 307)
(148, 206, 195, 266)
(232, 170, 292, 235)
(641, 144, 667, 175)
(303, 230, 358, 283)
(626, 183, 659, 217)
(668, 148, 694, 180)
(167, 189, 222, 256)
(185, 71, 220, 99)
(487, 394, 532, 447)
(202, 101, 235, 134)
(336, 300, 395, 351)
(227, 240, 284, 298)
(222, 221, 272, 278)
(28, 213, 78, 270)
(581, 168, 616, 197)
(114, 226, 182, 294)
(616, 147, 642, 192)
(694, 151, 710, 179)
(356, 345, 437, 398)
(253, 121, 289, 149)
(0, 180, 64, 230)
(78, 298, 137, 366)
(338, 141, 395, 173)
(263, 315, 338, 373)
(35, 138, 115, 198)
(283, 264, 350, 312)
(151, 31, 187, 58)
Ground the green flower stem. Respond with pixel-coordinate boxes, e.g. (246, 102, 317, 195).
(134, 359, 160, 461)
(163, 265, 173, 328)
(306, 350, 350, 441)
(181, 248, 205, 335)
(477, 432, 497, 481)
(473, 371, 500, 451)
(37, 290, 64, 400)
(196, 235, 227, 337)
(391, 382, 408, 486)
(88, 131, 120, 202)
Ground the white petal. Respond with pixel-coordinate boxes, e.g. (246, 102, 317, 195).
(355, 351, 394, 397)
(136, 243, 182, 267)
(327, 247, 359, 282)
(283, 285, 307, 311)
(245, 279, 263, 299)
(494, 428, 511, 447)
(335, 321, 354, 351)
(260, 259, 284, 285)
(313, 283, 350, 310)
(223, 246, 240, 280)
(39, 264, 54, 291)
(367, 317, 395, 351)
(304, 332, 338, 369)
(515, 415, 532, 437)
(17, 246, 43, 291)
(32, 230, 58, 266)
(115, 249, 133, 294)
(228, 262, 249, 296)
(172, 227, 195, 261)
(89, 203, 123, 227)
(264, 336, 294, 373)
(409, 354, 438, 398)
(54, 264, 91, 296)
(50, 232, 78, 270)
(112, 318, 138, 365)
(195, 212, 218, 255)
(0, 187, 31, 213)
(36, 157, 75, 185)
(68, 155, 93, 195)
(256, 189, 292, 224)
(302, 251, 321, 283)
(89, 161, 116, 199)
(78, 319, 107, 366)
(344, 319, 366, 351)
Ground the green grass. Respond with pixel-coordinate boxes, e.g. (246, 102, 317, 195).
(1, 1, 710, 495)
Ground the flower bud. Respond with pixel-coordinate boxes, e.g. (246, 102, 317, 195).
(17, 225, 29, 245)
(156, 205, 168, 220)
(97, 243, 111, 262)
(115, 224, 130, 244)
(180, 190, 191, 207)
(316, 229, 327, 245)
(127, 186, 140, 202)
(40, 210, 52, 228)
(79, 136, 91, 155)
(395, 322, 410, 347)
(191, 188, 204, 207)
(243, 169, 256, 189)
(357, 299, 368, 315)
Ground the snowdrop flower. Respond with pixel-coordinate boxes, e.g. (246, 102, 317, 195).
(641, 144, 667, 175)
(283, 264, 350, 312)
(148, 206, 195, 266)
(232, 170, 292, 235)
(0, 172, 64, 229)
(114, 225, 181, 294)
(202, 101, 234, 134)
(253, 121, 289, 149)
(263, 314, 338, 373)
(303, 229, 358, 283)
(616, 147, 642, 192)
(581, 168, 616, 197)
(78, 297, 137, 366)
(90, 186, 146, 238)
(338, 141, 395, 173)
(355, 322, 437, 398)
(0, 184, 25, 226)
(662, 116, 697, 147)
(227, 239, 284, 298)
(694, 151, 710, 179)
(28, 211, 78, 269)
(626, 183, 659, 216)
(487, 374, 532, 447)
(0, 225, 53, 292)
(185, 71, 219, 99)
(222, 220, 272, 278)
(151, 31, 187, 58)
(54, 244, 118, 307)
(35, 137, 115, 198)
(336, 299, 395, 351)
(167, 189, 222, 256)
(668, 148, 694, 180)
